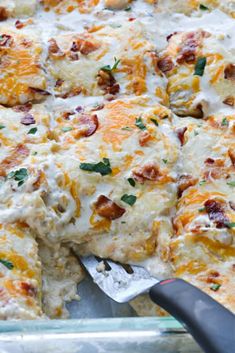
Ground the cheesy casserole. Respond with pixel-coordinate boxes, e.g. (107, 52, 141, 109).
(0, 0, 234, 319)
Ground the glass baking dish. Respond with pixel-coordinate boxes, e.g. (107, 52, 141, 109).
(0, 277, 203, 353)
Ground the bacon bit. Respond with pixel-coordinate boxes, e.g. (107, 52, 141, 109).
(204, 199, 229, 228)
(97, 69, 120, 95)
(157, 56, 174, 73)
(224, 64, 235, 81)
(132, 163, 162, 183)
(13, 103, 32, 113)
(0, 145, 29, 177)
(15, 20, 24, 29)
(0, 34, 13, 47)
(139, 131, 151, 146)
(48, 38, 64, 58)
(166, 32, 178, 42)
(204, 158, 215, 164)
(58, 87, 82, 99)
(55, 79, 64, 87)
(128, 17, 136, 21)
(20, 282, 37, 297)
(94, 195, 125, 220)
(21, 113, 35, 125)
(71, 38, 99, 55)
(176, 32, 203, 64)
(229, 201, 235, 211)
(223, 96, 234, 107)
(176, 127, 187, 146)
(77, 113, 99, 137)
(178, 174, 197, 197)
(75, 106, 83, 113)
(206, 271, 220, 284)
(29, 87, 51, 96)
(62, 111, 75, 120)
(228, 149, 235, 166)
(0, 7, 8, 21)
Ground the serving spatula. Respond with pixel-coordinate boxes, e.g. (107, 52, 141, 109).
(80, 255, 235, 353)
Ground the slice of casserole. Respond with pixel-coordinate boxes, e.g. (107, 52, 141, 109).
(0, 26, 48, 106)
(157, 29, 234, 117)
(46, 21, 168, 105)
(0, 223, 43, 319)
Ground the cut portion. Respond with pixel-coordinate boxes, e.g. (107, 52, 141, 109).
(158, 30, 234, 117)
(46, 21, 168, 104)
(0, 26, 48, 106)
(0, 223, 43, 319)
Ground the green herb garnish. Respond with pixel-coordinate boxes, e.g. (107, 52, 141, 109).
(194, 130, 199, 136)
(210, 283, 221, 291)
(121, 194, 137, 206)
(124, 6, 131, 11)
(80, 158, 112, 176)
(27, 127, 37, 135)
(221, 118, 229, 126)
(199, 4, 209, 10)
(227, 181, 235, 187)
(61, 127, 73, 132)
(194, 57, 207, 76)
(100, 57, 120, 72)
(199, 180, 206, 186)
(150, 118, 159, 126)
(162, 159, 168, 164)
(7, 168, 28, 187)
(127, 178, 136, 187)
(121, 126, 132, 131)
(225, 222, 235, 229)
(198, 207, 206, 212)
(0, 125, 5, 130)
(135, 117, 146, 130)
(0, 259, 14, 270)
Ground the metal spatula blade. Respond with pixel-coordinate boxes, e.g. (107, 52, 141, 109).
(80, 255, 235, 353)
(80, 255, 159, 303)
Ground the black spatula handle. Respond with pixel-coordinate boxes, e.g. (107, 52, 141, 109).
(149, 278, 235, 353)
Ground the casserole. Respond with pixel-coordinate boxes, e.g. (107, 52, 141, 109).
(0, 0, 234, 331)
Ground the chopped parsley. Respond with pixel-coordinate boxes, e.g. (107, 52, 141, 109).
(0, 125, 5, 129)
(225, 222, 235, 229)
(7, 168, 28, 187)
(124, 6, 131, 11)
(80, 158, 112, 176)
(121, 194, 137, 206)
(27, 127, 37, 135)
(61, 127, 73, 132)
(210, 283, 221, 291)
(221, 117, 229, 127)
(0, 259, 14, 270)
(198, 207, 206, 212)
(194, 57, 207, 76)
(227, 181, 235, 187)
(150, 118, 159, 126)
(100, 57, 120, 72)
(32, 151, 38, 156)
(127, 178, 136, 187)
(199, 180, 206, 186)
(162, 159, 168, 164)
(199, 4, 209, 10)
(194, 130, 199, 136)
(135, 117, 146, 130)
(121, 126, 132, 131)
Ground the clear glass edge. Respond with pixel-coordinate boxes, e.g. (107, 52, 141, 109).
(0, 317, 185, 335)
